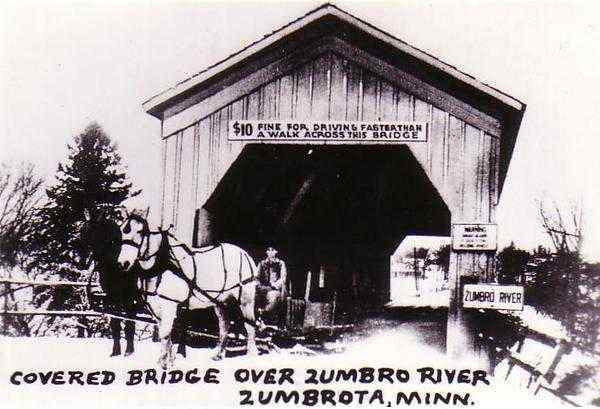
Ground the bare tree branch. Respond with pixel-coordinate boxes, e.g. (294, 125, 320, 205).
(538, 197, 583, 254)
(0, 162, 44, 268)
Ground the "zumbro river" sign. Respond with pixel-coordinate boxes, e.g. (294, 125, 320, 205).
(462, 284, 524, 311)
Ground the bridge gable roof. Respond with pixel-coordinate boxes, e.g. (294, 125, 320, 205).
(143, 4, 524, 121)
(144, 4, 526, 194)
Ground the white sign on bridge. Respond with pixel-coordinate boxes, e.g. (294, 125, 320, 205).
(452, 223, 497, 251)
(228, 120, 428, 143)
(463, 284, 524, 311)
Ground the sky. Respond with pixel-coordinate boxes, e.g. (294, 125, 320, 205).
(1, 0, 599, 260)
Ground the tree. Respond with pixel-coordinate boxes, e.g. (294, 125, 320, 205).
(30, 122, 140, 271)
(0, 162, 44, 336)
(414, 247, 429, 259)
(497, 243, 531, 285)
(433, 244, 451, 280)
(0, 162, 43, 268)
(529, 199, 599, 351)
(533, 245, 552, 258)
(538, 199, 582, 254)
(26, 123, 140, 337)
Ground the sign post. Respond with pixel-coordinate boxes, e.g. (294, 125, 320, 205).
(447, 223, 499, 359)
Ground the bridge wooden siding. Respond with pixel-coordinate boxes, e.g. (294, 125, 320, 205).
(161, 52, 501, 283)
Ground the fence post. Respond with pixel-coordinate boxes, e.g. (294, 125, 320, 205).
(1, 280, 7, 335)
(545, 339, 572, 384)
(304, 271, 312, 302)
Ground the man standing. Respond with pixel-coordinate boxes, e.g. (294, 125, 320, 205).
(256, 246, 287, 327)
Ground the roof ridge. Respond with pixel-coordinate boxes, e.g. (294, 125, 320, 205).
(143, 3, 524, 114)
(143, 3, 340, 105)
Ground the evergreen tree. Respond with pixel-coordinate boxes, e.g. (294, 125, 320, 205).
(433, 244, 451, 280)
(496, 243, 531, 285)
(30, 122, 140, 272)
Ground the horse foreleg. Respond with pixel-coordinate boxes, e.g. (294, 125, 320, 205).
(175, 316, 187, 358)
(158, 336, 173, 370)
(241, 303, 259, 357)
(124, 320, 135, 356)
(109, 318, 122, 357)
(241, 283, 259, 356)
(156, 301, 177, 369)
(212, 304, 230, 361)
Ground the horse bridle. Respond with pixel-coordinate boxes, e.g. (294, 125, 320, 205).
(121, 217, 158, 263)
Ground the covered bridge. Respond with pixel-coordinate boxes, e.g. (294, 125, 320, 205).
(142, 4, 525, 355)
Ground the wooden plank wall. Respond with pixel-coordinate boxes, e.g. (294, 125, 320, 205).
(161, 52, 500, 280)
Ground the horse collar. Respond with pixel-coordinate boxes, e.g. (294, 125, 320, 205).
(135, 230, 180, 279)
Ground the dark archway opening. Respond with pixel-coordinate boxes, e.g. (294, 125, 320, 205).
(203, 144, 450, 313)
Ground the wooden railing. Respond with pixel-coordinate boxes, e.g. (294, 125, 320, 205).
(474, 309, 597, 407)
(0, 277, 101, 318)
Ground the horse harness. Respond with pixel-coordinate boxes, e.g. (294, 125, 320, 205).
(125, 227, 256, 320)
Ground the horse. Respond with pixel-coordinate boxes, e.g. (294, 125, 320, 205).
(81, 210, 137, 357)
(116, 212, 259, 367)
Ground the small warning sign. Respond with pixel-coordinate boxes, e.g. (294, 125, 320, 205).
(452, 223, 497, 251)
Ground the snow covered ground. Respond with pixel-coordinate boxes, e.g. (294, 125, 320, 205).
(0, 327, 567, 409)
(388, 272, 449, 308)
(389, 270, 569, 342)
(505, 305, 568, 340)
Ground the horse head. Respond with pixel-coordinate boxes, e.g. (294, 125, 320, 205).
(117, 211, 150, 271)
